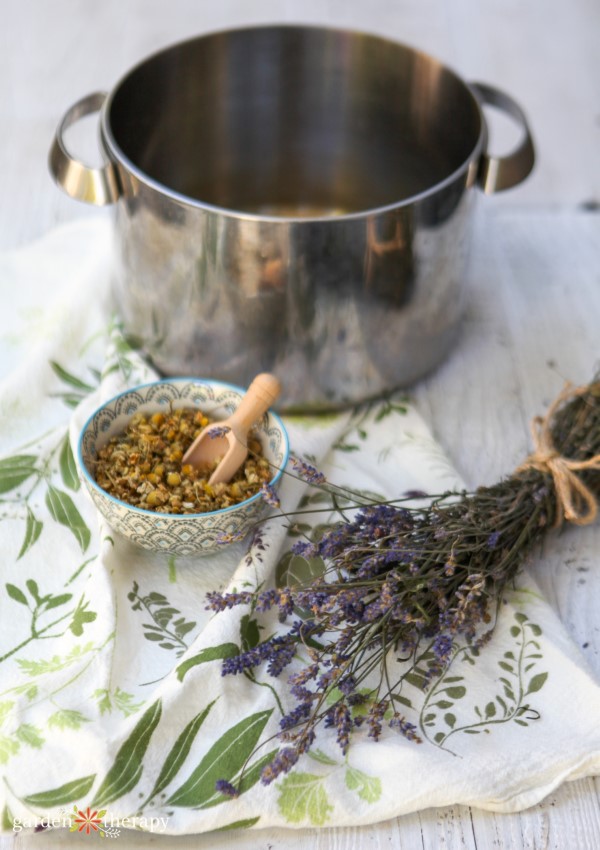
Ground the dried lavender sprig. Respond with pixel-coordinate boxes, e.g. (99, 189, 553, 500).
(209, 425, 231, 439)
(210, 378, 600, 784)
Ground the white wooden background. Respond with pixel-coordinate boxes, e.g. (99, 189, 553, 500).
(1, 1, 599, 848)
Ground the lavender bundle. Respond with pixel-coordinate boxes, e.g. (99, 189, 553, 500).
(207, 380, 600, 788)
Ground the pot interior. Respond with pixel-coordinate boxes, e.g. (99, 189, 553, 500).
(107, 26, 482, 215)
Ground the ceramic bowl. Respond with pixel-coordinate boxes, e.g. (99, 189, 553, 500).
(77, 378, 289, 556)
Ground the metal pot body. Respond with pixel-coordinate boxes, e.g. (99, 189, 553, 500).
(49, 26, 534, 410)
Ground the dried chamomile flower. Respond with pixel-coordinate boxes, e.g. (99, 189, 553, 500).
(94, 407, 272, 514)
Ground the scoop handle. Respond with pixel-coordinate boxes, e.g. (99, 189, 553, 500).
(229, 373, 281, 433)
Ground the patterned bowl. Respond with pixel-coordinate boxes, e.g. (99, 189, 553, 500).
(77, 378, 289, 556)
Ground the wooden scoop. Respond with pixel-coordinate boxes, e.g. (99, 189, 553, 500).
(182, 373, 281, 485)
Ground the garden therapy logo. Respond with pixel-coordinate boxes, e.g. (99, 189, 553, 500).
(68, 806, 169, 836)
(12, 806, 169, 835)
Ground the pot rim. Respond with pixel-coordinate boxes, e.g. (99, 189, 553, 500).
(100, 23, 486, 223)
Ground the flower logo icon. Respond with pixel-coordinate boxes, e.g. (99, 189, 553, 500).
(70, 806, 106, 836)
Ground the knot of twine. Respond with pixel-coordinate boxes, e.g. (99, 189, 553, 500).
(517, 382, 600, 527)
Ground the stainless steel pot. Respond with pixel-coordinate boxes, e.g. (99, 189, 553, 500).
(49, 25, 534, 410)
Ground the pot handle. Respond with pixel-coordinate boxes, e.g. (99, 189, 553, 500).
(48, 92, 120, 205)
(470, 82, 535, 194)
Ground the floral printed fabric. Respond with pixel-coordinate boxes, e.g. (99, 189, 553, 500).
(0, 219, 599, 837)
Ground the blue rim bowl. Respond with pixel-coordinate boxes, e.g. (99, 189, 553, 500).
(77, 377, 289, 556)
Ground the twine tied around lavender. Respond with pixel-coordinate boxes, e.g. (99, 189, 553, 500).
(516, 382, 600, 527)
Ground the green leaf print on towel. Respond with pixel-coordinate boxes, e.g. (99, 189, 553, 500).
(0, 702, 45, 766)
(47, 709, 90, 731)
(277, 773, 333, 826)
(128, 582, 197, 657)
(23, 775, 96, 808)
(167, 710, 273, 808)
(419, 612, 549, 751)
(140, 700, 217, 809)
(93, 688, 144, 717)
(0, 436, 93, 559)
(1, 582, 97, 665)
(176, 644, 240, 682)
(0, 455, 38, 494)
(332, 392, 409, 452)
(17, 508, 43, 560)
(45, 485, 91, 553)
(344, 766, 382, 804)
(49, 361, 96, 407)
(92, 699, 162, 809)
(214, 816, 261, 831)
(58, 434, 80, 492)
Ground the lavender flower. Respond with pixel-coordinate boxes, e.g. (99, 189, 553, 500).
(265, 636, 297, 677)
(221, 647, 263, 676)
(333, 703, 353, 754)
(260, 482, 281, 509)
(209, 425, 230, 438)
(215, 779, 239, 798)
(291, 456, 327, 485)
(260, 746, 300, 784)
(432, 633, 453, 665)
(214, 529, 247, 545)
(220, 633, 296, 677)
(290, 539, 319, 558)
(338, 675, 357, 696)
(205, 590, 253, 612)
(280, 701, 313, 731)
(486, 530, 501, 549)
(389, 714, 422, 743)
(288, 663, 319, 687)
(366, 700, 388, 741)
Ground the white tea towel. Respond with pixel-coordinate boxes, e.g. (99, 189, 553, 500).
(0, 220, 598, 838)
